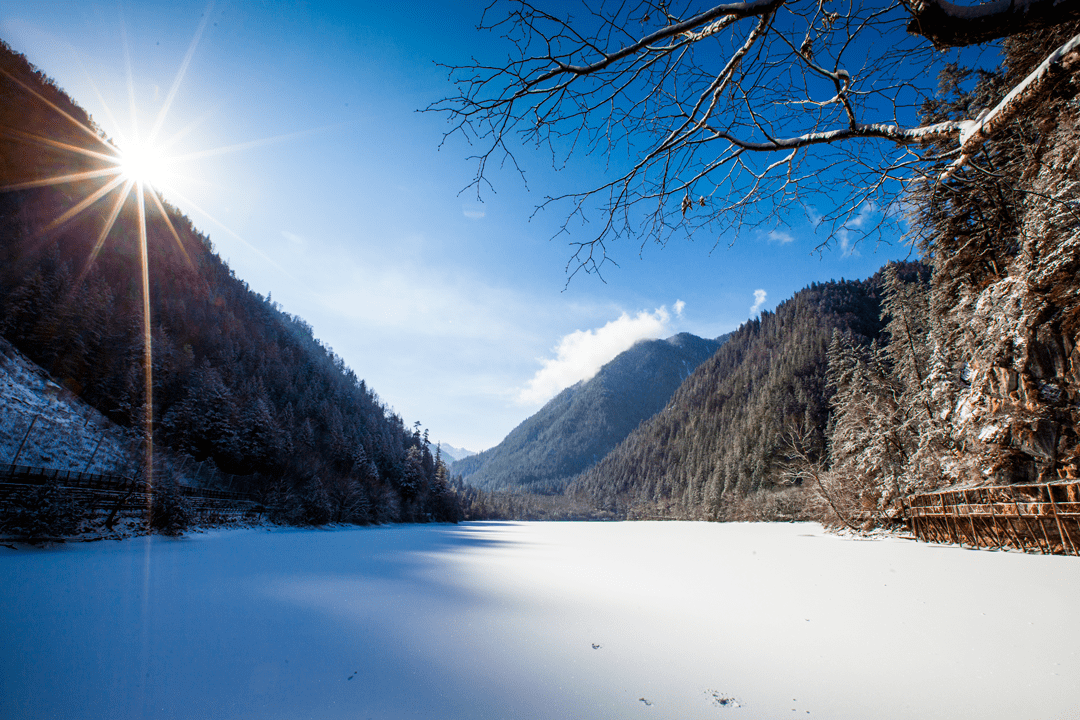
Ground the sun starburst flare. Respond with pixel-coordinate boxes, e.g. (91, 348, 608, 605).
(0, 61, 189, 501)
(0, 7, 303, 512)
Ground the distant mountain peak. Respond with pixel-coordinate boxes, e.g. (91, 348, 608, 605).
(451, 331, 726, 491)
(429, 442, 477, 463)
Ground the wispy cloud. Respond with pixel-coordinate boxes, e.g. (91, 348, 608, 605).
(462, 203, 485, 220)
(837, 202, 877, 257)
(281, 230, 306, 247)
(674, 299, 686, 316)
(767, 229, 795, 244)
(517, 305, 676, 405)
(750, 289, 767, 315)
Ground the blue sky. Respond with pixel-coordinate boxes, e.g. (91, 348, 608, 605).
(0, 1, 917, 451)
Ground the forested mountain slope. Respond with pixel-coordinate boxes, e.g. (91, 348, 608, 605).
(454, 332, 725, 492)
(0, 40, 459, 524)
(568, 276, 902, 519)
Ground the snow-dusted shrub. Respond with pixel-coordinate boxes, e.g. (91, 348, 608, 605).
(324, 476, 371, 524)
(726, 487, 812, 522)
(263, 477, 335, 526)
(149, 478, 193, 536)
(0, 481, 86, 540)
(297, 478, 333, 525)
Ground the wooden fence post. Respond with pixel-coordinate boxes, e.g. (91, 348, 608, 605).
(1011, 495, 1044, 554)
(11, 415, 38, 466)
(1046, 483, 1078, 555)
(986, 492, 1005, 550)
(964, 489, 979, 548)
(82, 435, 105, 473)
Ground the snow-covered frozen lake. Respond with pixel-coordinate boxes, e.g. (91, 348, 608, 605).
(1, 521, 1078, 719)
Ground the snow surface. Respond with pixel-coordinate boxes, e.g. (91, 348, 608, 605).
(0, 341, 131, 473)
(1, 521, 1078, 720)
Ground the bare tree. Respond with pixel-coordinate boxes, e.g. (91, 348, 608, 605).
(431, 0, 1080, 276)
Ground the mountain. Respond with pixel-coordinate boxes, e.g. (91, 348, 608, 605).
(431, 443, 476, 463)
(453, 332, 726, 492)
(0, 40, 460, 524)
(568, 275, 894, 519)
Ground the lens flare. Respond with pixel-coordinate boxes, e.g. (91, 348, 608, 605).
(0, 17, 210, 507)
(0, 7, 313, 516)
(118, 140, 169, 186)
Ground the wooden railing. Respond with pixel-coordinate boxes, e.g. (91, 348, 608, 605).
(907, 482, 1080, 556)
(0, 463, 133, 488)
(0, 463, 268, 521)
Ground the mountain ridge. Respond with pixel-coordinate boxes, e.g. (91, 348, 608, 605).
(453, 331, 727, 492)
(567, 274, 893, 519)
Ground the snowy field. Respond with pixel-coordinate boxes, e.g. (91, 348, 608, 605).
(1, 521, 1078, 720)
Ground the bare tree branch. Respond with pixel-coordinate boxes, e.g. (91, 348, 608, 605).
(430, 0, 1080, 276)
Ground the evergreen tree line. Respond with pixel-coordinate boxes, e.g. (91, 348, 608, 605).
(0, 42, 461, 525)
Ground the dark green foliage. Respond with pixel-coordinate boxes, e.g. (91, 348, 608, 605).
(455, 333, 725, 493)
(812, 23, 1080, 526)
(0, 40, 460, 526)
(911, 21, 1080, 290)
(450, 474, 608, 521)
(861, 22, 1080, 495)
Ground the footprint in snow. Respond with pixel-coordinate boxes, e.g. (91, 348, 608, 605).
(706, 690, 741, 709)
(639, 698, 652, 706)
(591, 643, 601, 649)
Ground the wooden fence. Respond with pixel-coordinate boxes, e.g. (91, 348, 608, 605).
(0, 463, 132, 489)
(0, 463, 268, 524)
(906, 482, 1080, 556)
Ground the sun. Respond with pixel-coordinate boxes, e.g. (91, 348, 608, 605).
(0, 10, 307, 493)
(0, 27, 203, 494)
(116, 139, 170, 187)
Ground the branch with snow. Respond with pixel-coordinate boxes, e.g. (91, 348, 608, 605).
(433, 0, 1080, 274)
(944, 31, 1080, 179)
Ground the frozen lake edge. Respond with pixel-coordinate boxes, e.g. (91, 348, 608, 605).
(2, 521, 1078, 719)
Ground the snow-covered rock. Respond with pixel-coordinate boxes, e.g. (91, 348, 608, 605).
(945, 110, 1080, 484)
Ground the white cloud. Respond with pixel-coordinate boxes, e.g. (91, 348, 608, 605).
(847, 201, 876, 230)
(750, 289, 767, 315)
(517, 306, 675, 405)
(462, 204, 486, 220)
(767, 229, 795, 244)
(836, 201, 877, 257)
(674, 299, 686, 317)
(837, 231, 854, 256)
